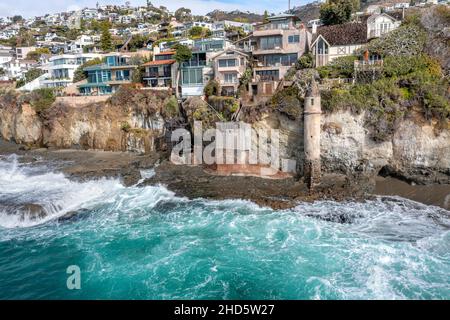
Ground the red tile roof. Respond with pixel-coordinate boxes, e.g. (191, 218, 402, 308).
(155, 51, 176, 55)
(143, 59, 176, 66)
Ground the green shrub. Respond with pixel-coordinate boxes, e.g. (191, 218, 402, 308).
(28, 88, 55, 114)
(164, 95, 179, 117)
(204, 79, 219, 97)
(318, 55, 357, 79)
(269, 86, 302, 120)
(296, 53, 314, 69)
(365, 24, 426, 57)
(121, 122, 131, 132)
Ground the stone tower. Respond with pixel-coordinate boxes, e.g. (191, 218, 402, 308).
(303, 76, 322, 188)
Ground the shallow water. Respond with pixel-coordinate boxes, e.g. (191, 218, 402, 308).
(0, 154, 449, 299)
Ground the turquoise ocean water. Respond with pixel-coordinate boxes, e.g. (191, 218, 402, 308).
(0, 154, 449, 299)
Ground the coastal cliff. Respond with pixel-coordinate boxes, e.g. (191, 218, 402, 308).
(0, 88, 170, 154)
(0, 89, 448, 186)
(254, 110, 449, 185)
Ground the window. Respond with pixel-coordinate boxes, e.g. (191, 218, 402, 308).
(224, 73, 237, 83)
(288, 35, 300, 43)
(256, 70, 279, 81)
(260, 36, 282, 50)
(155, 54, 173, 61)
(182, 68, 203, 85)
(218, 59, 236, 67)
(261, 53, 297, 67)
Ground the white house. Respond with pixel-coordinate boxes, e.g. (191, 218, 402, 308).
(367, 13, 401, 39)
(65, 35, 96, 53)
(40, 53, 102, 88)
(311, 23, 368, 67)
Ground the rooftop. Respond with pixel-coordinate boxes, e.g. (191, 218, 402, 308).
(142, 59, 176, 66)
(314, 23, 368, 46)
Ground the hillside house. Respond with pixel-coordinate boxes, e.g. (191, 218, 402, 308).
(249, 14, 312, 97)
(212, 48, 249, 96)
(78, 53, 138, 95)
(181, 38, 232, 97)
(142, 50, 177, 89)
(41, 53, 101, 89)
(311, 23, 367, 67)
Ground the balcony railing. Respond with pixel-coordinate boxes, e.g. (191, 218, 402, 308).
(354, 60, 384, 71)
(143, 72, 171, 78)
(255, 74, 279, 82)
(181, 60, 207, 68)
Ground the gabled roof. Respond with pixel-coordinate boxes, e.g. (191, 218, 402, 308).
(366, 12, 399, 23)
(211, 48, 249, 60)
(312, 23, 368, 46)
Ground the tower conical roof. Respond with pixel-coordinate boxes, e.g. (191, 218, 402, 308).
(306, 76, 319, 97)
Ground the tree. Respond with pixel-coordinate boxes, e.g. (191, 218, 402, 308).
(127, 34, 149, 51)
(12, 15, 23, 23)
(26, 47, 51, 61)
(73, 58, 103, 83)
(189, 26, 212, 39)
(263, 10, 269, 23)
(175, 7, 192, 22)
(173, 44, 192, 98)
(100, 22, 113, 52)
(320, 0, 360, 26)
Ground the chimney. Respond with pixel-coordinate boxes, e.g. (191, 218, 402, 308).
(312, 23, 317, 35)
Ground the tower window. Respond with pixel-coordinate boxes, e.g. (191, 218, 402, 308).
(311, 98, 314, 106)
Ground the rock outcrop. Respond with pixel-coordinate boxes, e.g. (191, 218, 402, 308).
(0, 90, 169, 154)
(255, 110, 450, 184)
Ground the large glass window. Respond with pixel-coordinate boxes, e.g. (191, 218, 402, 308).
(155, 54, 173, 61)
(260, 53, 297, 66)
(224, 73, 237, 83)
(260, 36, 282, 50)
(218, 59, 236, 67)
(256, 70, 279, 81)
(182, 68, 203, 85)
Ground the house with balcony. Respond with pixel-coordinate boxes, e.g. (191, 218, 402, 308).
(311, 23, 368, 67)
(41, 53, 101, 88)
(180, 38, 232, 97)
(212, 49, 249, 96)
(250, 14, 312, 97)
(142, 50, 177, 89)
(78, 53, 138, 95)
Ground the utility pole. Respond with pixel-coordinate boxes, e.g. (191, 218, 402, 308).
(289, 0, 291, 11)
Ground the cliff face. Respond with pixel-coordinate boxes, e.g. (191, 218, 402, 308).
(0, 94, 448, 184)
(256, 111, 450, 184)
(0, 95, 167, 154)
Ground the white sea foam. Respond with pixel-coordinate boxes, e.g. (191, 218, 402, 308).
(0, 154, 124, 228)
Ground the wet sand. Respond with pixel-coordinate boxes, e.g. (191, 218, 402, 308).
(375, 176, 450, 210)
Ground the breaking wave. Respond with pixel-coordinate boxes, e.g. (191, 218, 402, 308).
(0, 154, 449, 299)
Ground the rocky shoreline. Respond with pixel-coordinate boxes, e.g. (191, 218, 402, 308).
(1, 139, 449, 211)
